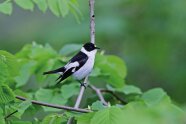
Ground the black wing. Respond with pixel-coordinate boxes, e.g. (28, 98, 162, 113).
(70, 51, 88, 71)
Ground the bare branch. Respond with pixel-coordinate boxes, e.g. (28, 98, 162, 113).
(100, 89, 127, 105)
(90, 0, 95, 44)
(89, 85, 108, 106)
(15, 96, 91, 113)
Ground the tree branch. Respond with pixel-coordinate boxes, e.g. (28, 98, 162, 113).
(15, 96, 91, 113)
(67, 0, 95, 123)
(100, 89, 127, 105)
(89, 85, 108, 106)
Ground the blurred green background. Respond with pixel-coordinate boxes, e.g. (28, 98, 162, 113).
(0, 0, 186, 104)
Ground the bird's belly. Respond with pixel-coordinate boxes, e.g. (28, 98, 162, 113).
(73, 58, 94, 80)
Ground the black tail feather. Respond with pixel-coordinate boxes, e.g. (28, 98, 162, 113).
(43, 67, 65, 75)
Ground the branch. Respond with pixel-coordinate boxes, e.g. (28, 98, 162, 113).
(15, 96, 91, 113)
(100, 89, 127, 105)
(67, 0, 95, 123)
(89, 85, 108, 106)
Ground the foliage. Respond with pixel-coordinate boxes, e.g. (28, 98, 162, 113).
(0, 0, 82, 21)
(0, 43, 185, 124)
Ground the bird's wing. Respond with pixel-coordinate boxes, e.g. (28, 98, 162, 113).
(56, 51, 88, 84)
(69, 51, 88, 71)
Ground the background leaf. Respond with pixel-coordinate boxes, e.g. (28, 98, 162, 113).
(0, 0, 12, 15)
(14, 0, 34, 11)
(0, 84, 15, 104)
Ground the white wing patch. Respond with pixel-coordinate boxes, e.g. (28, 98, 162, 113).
(65, 62, 79, 70)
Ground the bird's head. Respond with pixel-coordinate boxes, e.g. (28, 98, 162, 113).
(81, 42, 100, 56)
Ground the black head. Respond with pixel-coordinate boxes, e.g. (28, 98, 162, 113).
(83, 42, 100, 51)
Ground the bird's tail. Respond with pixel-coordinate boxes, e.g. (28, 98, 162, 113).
(43, 67, 65, 75)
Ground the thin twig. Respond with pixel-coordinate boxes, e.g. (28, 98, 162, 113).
(67, 0, 95, 123)
(100, 89, 127, 105)
(15, 96, 91, 113)
(89, 85, 108, 106)
(5, 110, 18, 120)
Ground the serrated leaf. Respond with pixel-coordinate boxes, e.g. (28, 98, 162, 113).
(33, 0, 47, 12)
(59, 44, 82, 56)
(0, 108, 5, 124)
(0, 50, 19, 78)
(0, 84, 15, 104)
(0, 59, 9, 84)
(90, 107, 124, 124)
(42, 113, 66, 124)
(91, 101, 105, 111)
(61, 83, 79, 99)
(14, 100, 32, 119)
(58, 0, 69, 17)
(35, 88, 67, 111)
(48, 0, 60, 17)
(141, 88, 171, 107)
(0, 0, 12, 15)
(14, 0, 34, 11)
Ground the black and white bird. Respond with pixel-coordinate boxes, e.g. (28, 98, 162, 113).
(43, 42, 100, 86)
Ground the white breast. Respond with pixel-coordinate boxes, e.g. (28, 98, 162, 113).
(72, 49, 96, 80)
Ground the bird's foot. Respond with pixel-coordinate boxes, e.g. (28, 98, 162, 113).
(77, 80, 87, 89)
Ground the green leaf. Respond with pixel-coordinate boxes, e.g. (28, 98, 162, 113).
(11, 121, 32, 124)
(141, 88, 171, 107)
(0, 108, 5, 124)
(33, 0, 47, 12)
(59, 44, 82, 56)
(42, 113, 66, 124)
(0, 84, 15, 104)
(0, 0, 12, 15)
(95, 54, 127, 88)
(90, 107, 124, 124)
(58, 0, 69, 17)
(91, 101, 105, 111)
(15, 61, 37, 87)
(48, 0, 60, 17)
(0, 59, 9, 84)
(90, 67, 101, 77)
(0, 50, 19, 78)
(61, 83, 79, 99)
(77, 112, 95, 124)
(121, 85, 142, 95)
(14, 0, 34, 11)
(14, 100, 32, 119)
(35, 88, 67, 111)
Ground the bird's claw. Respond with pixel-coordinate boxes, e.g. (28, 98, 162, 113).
(80, 83, 87, 89)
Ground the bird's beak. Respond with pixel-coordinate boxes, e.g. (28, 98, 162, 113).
(95, 47, 100, 49)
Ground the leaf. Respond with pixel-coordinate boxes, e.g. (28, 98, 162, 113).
(58, 0, 69, 17)
(90, 107, 124, 124)
(14, 100, 32, 119)
(90, 67, 101, 77)
(77, 112, 95, 124)
(0, 0, 12, 15)
(14, 0, 34, 11)
(61, 83, 79, 99)
(91, 101, 105, 111)
(95, 54, 127, 88)
(15, 61, 37, 87)
(59, 44, 82, 56)
(48, 0, 60, 17)
(141, 88, 171, 107)
(33, 0, 47, 12)
(42, 113, 66, 124)
(0, 50, 19, 78)
(35, 88, 67, 111)
(0, 59, 9, 84)
(0, 108, 5, 124)
(121, 85, 142, 95)
(0, 84, 15, 104)
(11, 121, 32, 124)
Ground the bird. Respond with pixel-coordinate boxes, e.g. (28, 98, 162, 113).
(43, 42, 100, 87)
